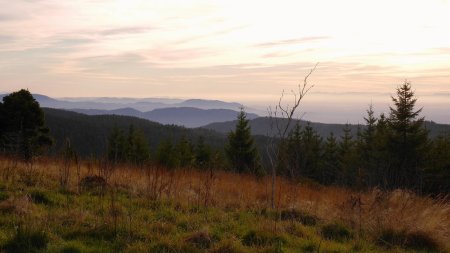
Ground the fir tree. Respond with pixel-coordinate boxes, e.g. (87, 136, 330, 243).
(225, 108, 261, 174)
(0, 89, 52, 160)
(107, 125, 127, 164)
(195, 136, 213, 169)
(320, 132, 339, 185)
(358, 105, 378, 187)
(338, 123, 356, 186)
(388, 81, 428, 189)
(155, 139, 178, 169)
(176, 135, 195, 168)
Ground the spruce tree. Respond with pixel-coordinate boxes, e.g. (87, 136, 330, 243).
(284, 123, 303, 178)
(155, 139, 178, 169)
(225, 108, 261, 174)
(125, 125, 150, 166)
(425, 134, 450, 193)
(0, 89, 52, 160)
(195, 136, 213, 169)
(107, 125, 127, 164)
(285, 122, 322, 180)
(388, 81, 428, 189)
(320, 132, 339, 185)
(176, 135, 195, 168)
(355, 105, 379, 186)
(338, 123, 356, 186)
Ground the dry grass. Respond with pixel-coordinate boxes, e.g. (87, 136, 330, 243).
(1, 156, 449, 250)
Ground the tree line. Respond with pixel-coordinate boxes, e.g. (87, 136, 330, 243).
(276, 82, 449, 193)
(1, 85, 449, 194)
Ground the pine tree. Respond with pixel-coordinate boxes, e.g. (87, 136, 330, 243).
(320, 132, 339, 185)
(284, 123, 302, 178)
(225, 108, 261, 174)
(176, 135, 195, 168)
(358, 105, 378, 187)
(425, 134, 450, 193)
(125, 125, 150, 166)
(387, 81, 428, 189)
(107, 125, 127, 164)
(285, 122, 322, 180)
(195, 136, 213, 169)
(338, 123, 357, 186)
(155, 139, 178, 169)
(0, 89, 52, 160)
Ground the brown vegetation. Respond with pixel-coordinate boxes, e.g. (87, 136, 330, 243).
(1, 155, 449, 251)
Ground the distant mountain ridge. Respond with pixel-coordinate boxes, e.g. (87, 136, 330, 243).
(0, 93, 257, 127)
(0, 93, 245, 112)
(201, 117, 450, 139)
(42, 108, 226, 157)
(71, 107, 259, 128)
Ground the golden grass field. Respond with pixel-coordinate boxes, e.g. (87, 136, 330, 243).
(0, 156, 449, 252)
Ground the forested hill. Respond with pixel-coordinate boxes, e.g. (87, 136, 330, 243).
(43, 108, 226, 157)
(202, 117, 450, 139)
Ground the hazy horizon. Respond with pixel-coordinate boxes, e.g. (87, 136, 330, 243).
(1, 0, 449, 123)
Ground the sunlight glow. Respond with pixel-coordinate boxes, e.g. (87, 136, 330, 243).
(0, 0, 449, 122)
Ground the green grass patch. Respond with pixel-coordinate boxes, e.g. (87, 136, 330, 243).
(279, 209, 318, 226)
(2, 227, 49, 253)
(29, 189, 53, 205)
(321, 223, 353, 242)
(241, 230, 285, 247)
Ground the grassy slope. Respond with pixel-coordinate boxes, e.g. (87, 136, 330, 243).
(0, 157, 449, 253)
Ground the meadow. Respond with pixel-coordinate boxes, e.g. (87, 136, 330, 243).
(0, 156, 448, 253)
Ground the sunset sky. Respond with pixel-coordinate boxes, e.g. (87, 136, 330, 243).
(1, 0, 449, 123)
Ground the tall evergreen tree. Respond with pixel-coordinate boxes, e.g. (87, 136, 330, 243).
(301, 123, 322, 181)
(225, 108, 261, 174)
(108, 124, 151, 166)
(155, 139, 178, 169)
(387, 81, 428, 189)
(338, 123, 357, 186)
(425, 134, 450, 193)
(126, 125, 151, 166)
(284, 123, 302, 178)
(107, 125, 127, 164)
(320, 132, 339, 185)
(0, 89, 52, 160)
(195, 136, 213, 169)
(372, 113, 392, 187)
(176, 135, 195, 168)
(358, 105, 378, 187)
(284, 122, 322, 180)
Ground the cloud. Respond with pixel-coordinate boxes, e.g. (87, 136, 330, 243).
(0, 14, 18, 21)
(98, 26, 156, 37)
(256, 36, 330, 47)
(261, 52, 298, 58)
(0, 35, 15, 44)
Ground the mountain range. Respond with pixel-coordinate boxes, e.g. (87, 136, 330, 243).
(70, 107, 259, 128)
(202, 117, 450, 139)
(42, 108, 226, 157)
(0, 93, 258, 127)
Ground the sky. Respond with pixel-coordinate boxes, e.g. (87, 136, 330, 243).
(1, 0, 449, 123)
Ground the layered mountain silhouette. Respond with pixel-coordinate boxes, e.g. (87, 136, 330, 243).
(70, 107, 259, 128)
(0, 93, 258, 128)
(201, 117, 450, 139)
